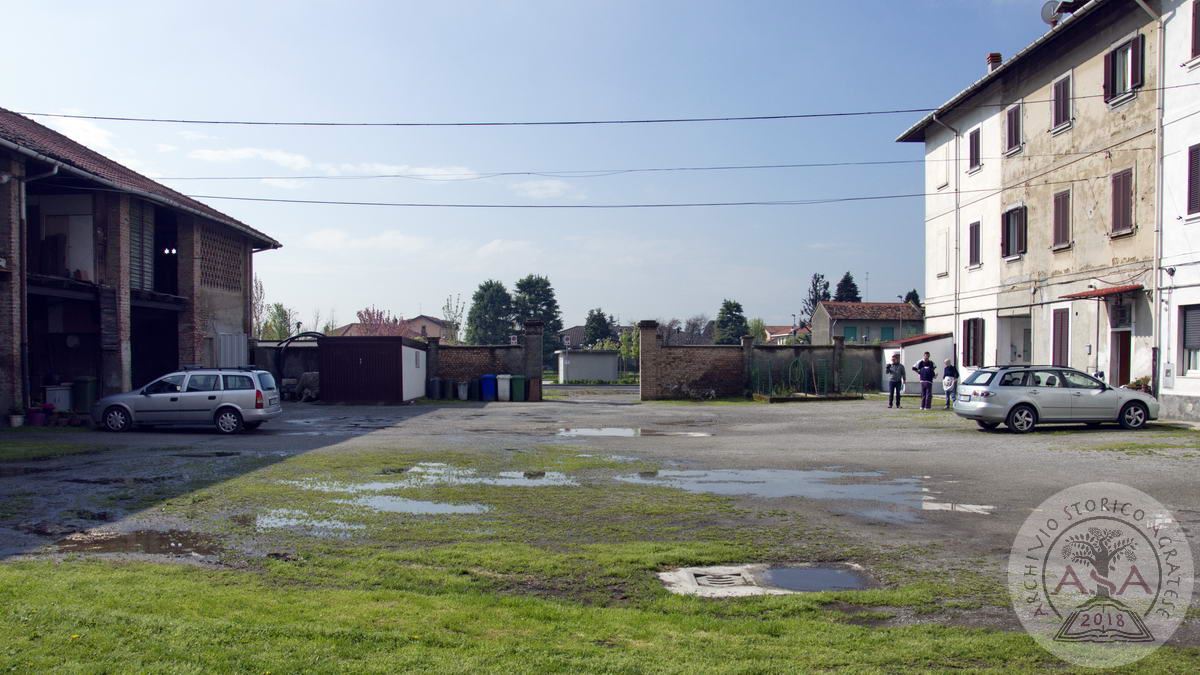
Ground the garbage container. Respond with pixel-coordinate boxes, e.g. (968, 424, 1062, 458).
(456, 381, 468, 401)
(468, 379, 480, 401)
(428, 377, 443, 400)
(511, 374, 526, 402)
(72, 376, 98, 413)
(497, 374, 512, 402)
(441, 378, 454, 400)
(480, 374, 497, 402)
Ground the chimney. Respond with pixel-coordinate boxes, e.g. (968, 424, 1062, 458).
(987, 52, 1003, 73)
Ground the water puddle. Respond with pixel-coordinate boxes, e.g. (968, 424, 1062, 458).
(755, 564, 872, 592)
(256, 509, 363, 534)
(660, 563, 872, 597)
(56, 529, 221, 556)
(558, 428, 711, 438)
(289, 463, 577, 493)
(173, 451, 240, 458)
(337, 495, 490, 515)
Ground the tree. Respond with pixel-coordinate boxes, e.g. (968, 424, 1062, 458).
(834, 272, 862, 302)
(802, 273, 831, 324)
(356, 306, 405, 336)
(904, 288, 921, 305)
(513, 274, 564, 363)
(251, 275, 266, 339)
(583, 308, 614, 346)
(465, 280, 514, 345)
(747, 317, 767, 345)
(590, 337, 620, 351)
(320, 310, 338, 334)
(619, 327, 639, 372)
(714, 299, 750, 345)
(262, 303, 298, 340)
(441, 294, 465, 344)
(683, 314, 710, 339)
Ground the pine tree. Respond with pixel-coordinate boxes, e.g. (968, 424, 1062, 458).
(465, 280, 514, 345)
(834, 272, 862, 302)
(513, 274, 564, 363)
(904, 288, 921, 305)
(714, 299, 749, 345)
(802, 273, 831, 324)
(583, 308, 614, 346)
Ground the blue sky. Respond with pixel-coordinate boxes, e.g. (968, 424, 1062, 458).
(2, 0, 1050, 328)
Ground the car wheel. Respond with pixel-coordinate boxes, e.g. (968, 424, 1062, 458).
(976, 420, 1000, 431)
(103, 406, 131, 432)
(244, 422, 262, 431)
(1119, 402, 1149, 430)
(1006, 405, 1037, 434)
(214, 408, 244, 435)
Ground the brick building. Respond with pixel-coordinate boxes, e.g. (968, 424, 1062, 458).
(0, 107, 280, 412)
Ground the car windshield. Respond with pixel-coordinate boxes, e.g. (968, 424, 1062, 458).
(257, 372, 277, 391)
(963, 370, 996, 385)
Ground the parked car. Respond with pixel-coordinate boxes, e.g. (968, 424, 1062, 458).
(952, 365, 1158, 433)
(93, 367, 282, 434)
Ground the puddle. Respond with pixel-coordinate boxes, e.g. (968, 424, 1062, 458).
(55, 529, 221, 556)
(558, 428, 711, 438)
(660, 563, 873, 597)
(618, 469, 993, 523)
(289, 463, 577, 492)
(256, 509, 363, 534)
(755, 565, 872, 592)
(337, 495, 490, 515)
(63, 476, 178, 485)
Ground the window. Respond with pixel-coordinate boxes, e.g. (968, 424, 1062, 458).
(223, 374, 255, 390)
(1053, 308, 1070, 367)
(968, 221, 981, 266)
(1052, 75, 1072, 129)
(1189, 144, 1200, 216)
(1183, 306, 1200, 373)
(963, 369, 995, 386)
(936, 229, 949, 276)
(999, 371, 1028, 387)
(1104, 35, 1145, 102)
(414, 350, 423, 368)
(1194, 0, 1200, 60)
(1001, 206, 1027, 258)
(1005, 105, 1022, 153)
(880, 326, 895, 342)
(843, 326, 858, 342)
(1053, 190, 1071, 247)
(257, 372, 277, 391)
(1111, 168, 1134, 233)
(186, 374, 221, 392)
(963, 317, 985, 367)
(938, 142, 951, 189)
(1030, 370, 1064, 388)
(145, 374, 184, 395)
(1063, 371, 1104, 390)
(968, 128, 981, 170)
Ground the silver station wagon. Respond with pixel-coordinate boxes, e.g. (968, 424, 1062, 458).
(952, 365, 1159, 433)
(93, 367, 282, 434)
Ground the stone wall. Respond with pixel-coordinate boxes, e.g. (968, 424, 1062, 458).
(427, 320, 544, 401)
(0, 151, 23, 411)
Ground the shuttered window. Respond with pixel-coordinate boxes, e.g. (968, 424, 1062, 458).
(1052, 76, 1072, 128)
(1188, 144, 1200, 216)
(1184, 306, 1200, 372)
(1111, 169, 1134, 233)
(968, 221, 981, 266)
(1001, 207, 1027, 257)
(1194, 1, 1200, 59)
(1053, 191, 1071, 247)
(128, 199, 155, 292)
(963, 318, 985, 367)
(968, 129, 981, 170)
(1052, 309, 1070, 367)
(1005, 105, 1021, 152)
(1104, 36, 1145, 102)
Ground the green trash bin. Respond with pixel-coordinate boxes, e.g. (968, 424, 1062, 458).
(511, 374, 526, 402)
(72, 376, 98, 413)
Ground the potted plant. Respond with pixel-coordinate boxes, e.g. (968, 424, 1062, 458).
(7, 405, 23, 428)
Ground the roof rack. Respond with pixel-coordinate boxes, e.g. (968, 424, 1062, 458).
(180, 365, 259, 372)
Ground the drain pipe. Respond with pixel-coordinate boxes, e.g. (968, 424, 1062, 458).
(1151, 2, 1165, 396)
(16, 164, 58, 408)
(931, 114, 961, 366)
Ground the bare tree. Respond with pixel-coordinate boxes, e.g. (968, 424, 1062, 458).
(251, 275, 266, 339)
(356, 306, 406, 336)
(441, 294, 465, 344)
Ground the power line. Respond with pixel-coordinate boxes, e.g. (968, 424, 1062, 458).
(17, 83, 1200, 128)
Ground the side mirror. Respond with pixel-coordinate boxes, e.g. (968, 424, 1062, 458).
(141, 389, 150, 396)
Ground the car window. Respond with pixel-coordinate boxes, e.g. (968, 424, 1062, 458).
(224, 374, 256, 391)
(144, 374, 184, 395)
(257, 372, 277, 391)
(1062, 371, 1104, 390)
(963, 370, 996, 385)
(999, 371, 1028, 386)
(1030, 370, 1064, 388)
(186, 374, 221, 392)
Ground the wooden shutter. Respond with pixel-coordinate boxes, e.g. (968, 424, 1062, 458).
(1104, 50, 1115, 101)
(1184, 306, 1200, 350)
(128, 199, 155, 291)
(1189, 145, 1200, 215)
(974, 319, 985, 367)
(1054, 191, 1070, 246)
(1018, 206, 1027, 254)
(1112, 170, 1133, 232)
(1001, 212, 1009, 256)
(1053, 78, 1069, 127)
(1006, 106, 1020, 150)
(1131, 34, 1145, 90)
(1194, 1, 1200, 59)
(1052, 309, 1069, 367)
(969, 221, 980, 265)
(963, 319, 972, 366)
(969, 129, 980, 168)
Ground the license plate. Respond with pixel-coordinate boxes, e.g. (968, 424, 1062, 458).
(959, 394, 971, 402)
(270, 397, 279, 406)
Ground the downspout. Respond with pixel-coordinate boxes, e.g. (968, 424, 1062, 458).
(1150, 1, 1165, 396)
(931, 114, 961, 366)
(17, 165, 58, 408)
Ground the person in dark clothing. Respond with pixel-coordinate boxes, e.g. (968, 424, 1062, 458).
(884, 353, 906, 408)
(912, 351, 937, 410)
(942, 358, 960, 409)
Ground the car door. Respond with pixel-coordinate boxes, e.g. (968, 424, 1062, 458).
(1028, 370, 1073, 421)
(132, 374, 186, 421)
(1062, 370, 1119, 421)
(178, 373, 223, 422)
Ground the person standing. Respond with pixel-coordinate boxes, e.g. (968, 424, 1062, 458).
(912, 351, 937, 410)
(885, 353, 906, 408)
(942, 358, 959, 410)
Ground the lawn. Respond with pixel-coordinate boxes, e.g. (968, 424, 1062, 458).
(2, 442, 1197, 672)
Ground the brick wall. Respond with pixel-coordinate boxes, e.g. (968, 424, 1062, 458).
(0, 152, 23, 411)
(177, 213, 204, 366)
(426, 321, 544, 400)
(98, 193, 132, 394)
(638, 321, 746, 400)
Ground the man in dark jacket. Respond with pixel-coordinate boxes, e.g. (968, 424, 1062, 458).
(912, 351, 937, 410)
(942, 358, 960, 409)
(884, 353, 906, 408)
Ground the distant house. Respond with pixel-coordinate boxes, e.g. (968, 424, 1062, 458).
(405, 315, 448, 339)
(328, 314, 447, 340)
(764, 325, 811, 344)
(810, 302, 923, 345)
(557, 324, 632, 348)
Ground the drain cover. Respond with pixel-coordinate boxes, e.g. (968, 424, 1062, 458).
(693, 572, 751, 587)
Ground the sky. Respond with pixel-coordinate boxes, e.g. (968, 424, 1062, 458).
(1, 0, 1053, 329)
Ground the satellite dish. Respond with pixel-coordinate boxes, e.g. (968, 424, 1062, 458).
(1041, 1, 1062, 25)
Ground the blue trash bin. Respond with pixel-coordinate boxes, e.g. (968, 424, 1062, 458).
(480, 374, 498, 402)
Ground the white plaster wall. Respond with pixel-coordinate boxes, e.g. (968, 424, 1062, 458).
(402, 345, 426, 401)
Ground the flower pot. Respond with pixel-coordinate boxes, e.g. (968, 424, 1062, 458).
(26, 411, 46, 427)
(7, 414, 23, 428)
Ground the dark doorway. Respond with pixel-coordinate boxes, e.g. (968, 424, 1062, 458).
(1110, 331, 1131, 386)
(26, 293, 101, 402)
(1052, 309, 1069, 367)
(131, 307, 180, 388)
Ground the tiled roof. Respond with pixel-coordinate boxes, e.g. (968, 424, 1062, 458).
(329, 322, 420, 338)
(818, 301, 923, 321)
(883, 332, 953, 348)
(0, 107, 279, 249)
(1060, 284, 1143, 300)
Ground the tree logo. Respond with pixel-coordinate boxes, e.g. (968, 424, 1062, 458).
(1009, 482, 1193, 667)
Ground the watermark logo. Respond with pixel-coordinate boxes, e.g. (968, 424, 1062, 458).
(1009, 482, 1193, 668)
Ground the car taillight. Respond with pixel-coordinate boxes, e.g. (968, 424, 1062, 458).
(976, 390, 995, 398)
(256, 390, 264, 409)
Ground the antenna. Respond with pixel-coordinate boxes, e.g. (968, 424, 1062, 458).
(1041, 1, 1062, 26)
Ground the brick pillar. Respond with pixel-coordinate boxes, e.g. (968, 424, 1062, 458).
(177, 214, 204, 366)
(741, 334, 755, 397)
(243, 239, 253, 337)
(426, 336, 440, 381)
(0, 154, 24, 411)
(832, 335, 845, 393)
(522, 320, 544, 401)
(637, 320, 660, 400)
(99, 194, 132, 394)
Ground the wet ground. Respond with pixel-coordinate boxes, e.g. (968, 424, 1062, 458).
(2, 386, 1199, 640)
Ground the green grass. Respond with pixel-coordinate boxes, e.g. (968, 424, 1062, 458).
(649, 397, 760, 406)
(0, 438, 100, 463)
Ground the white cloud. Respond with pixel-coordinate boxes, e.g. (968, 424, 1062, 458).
(187, 147, 312, 170)
(155, 143, 178, 153)
(475, 238, 537, 259)
(509, 178, 578, 199)
(318, 162, 478, 180)
(179, 130, 217, 141)
(44, 113, 150, 173)
(260, 178, 306, 190)
(299, 228, 432, 252)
